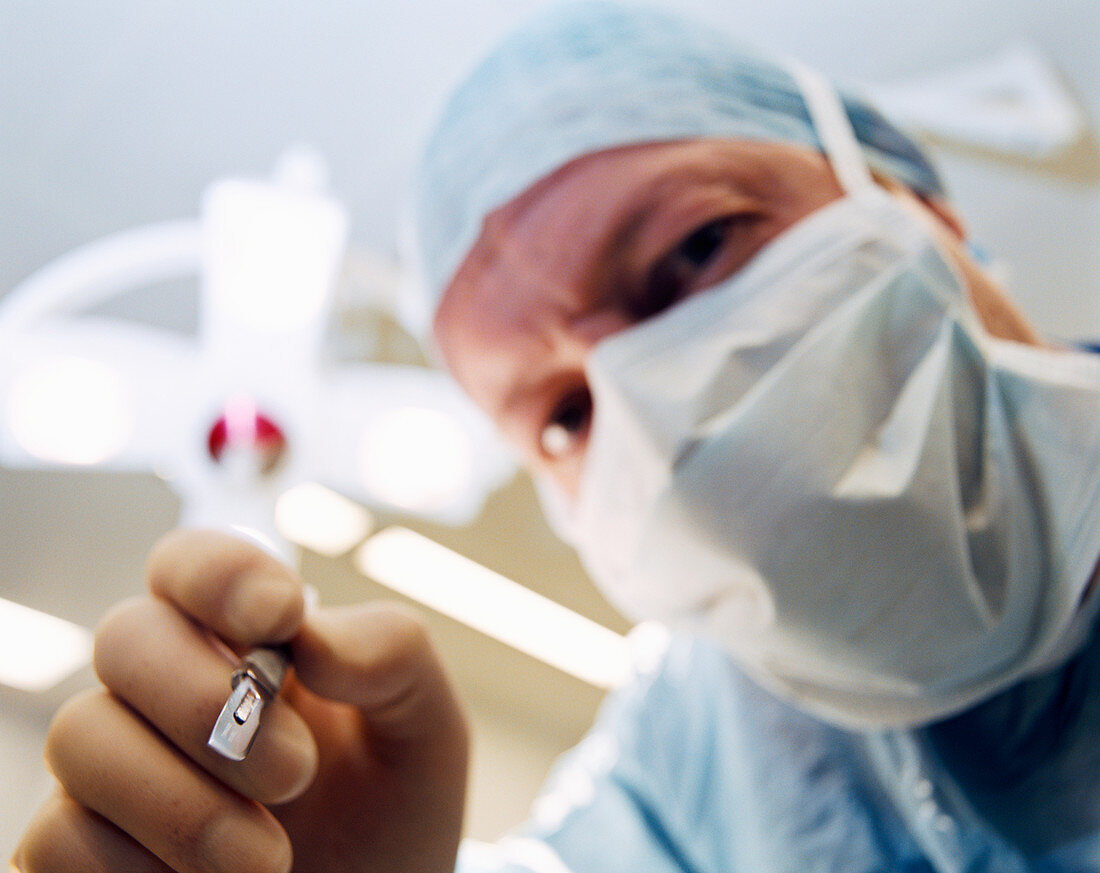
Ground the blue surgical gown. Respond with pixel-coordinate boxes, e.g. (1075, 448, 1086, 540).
(458, 623, 1100, 872)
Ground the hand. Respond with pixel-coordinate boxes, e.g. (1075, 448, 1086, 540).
(12, 529, 469, 873)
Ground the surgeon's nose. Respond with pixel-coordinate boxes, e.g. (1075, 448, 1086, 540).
(533, 309, 635, 494)
(556, 307, 636, 360)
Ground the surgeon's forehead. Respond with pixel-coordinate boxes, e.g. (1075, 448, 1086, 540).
(457, 145, 707, 295)
(434, 142, 719, 348)
(438, 138, 833, 309)
(433, 138, 839, 391)
(485, 138, 787, 228)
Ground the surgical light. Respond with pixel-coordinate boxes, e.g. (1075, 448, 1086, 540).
(355, 527, 632, 689)
(0, 597, 92, 692)
(200, 154, 347, 338)
(275, 481, 374, 556)
(6, 356, 133, 465)
(0, 150, 514, 530)
(358, 407, 476, 514)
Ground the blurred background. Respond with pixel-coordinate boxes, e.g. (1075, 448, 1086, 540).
(2, 0, 1098, 855)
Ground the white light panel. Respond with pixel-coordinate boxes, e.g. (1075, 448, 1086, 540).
(6, 356, 134, 465)
(275, 481, 374, 556)
(0, 597, 93, 692)
(356, 527, 631, 689)
(358, 406, 476, 514)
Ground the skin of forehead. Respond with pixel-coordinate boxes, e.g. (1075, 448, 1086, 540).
(432, 137, 1044, 492)
(433, 138, 841, 400)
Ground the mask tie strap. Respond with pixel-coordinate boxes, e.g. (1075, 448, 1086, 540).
(785, 59, 876, 196)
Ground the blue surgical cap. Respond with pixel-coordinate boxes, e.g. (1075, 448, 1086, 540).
(407, 1, 944, 332)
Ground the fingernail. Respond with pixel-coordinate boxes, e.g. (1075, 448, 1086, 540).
(201, 808, 292, 873)
(227, 574, 302, 641)
(256, 708, 320, 805)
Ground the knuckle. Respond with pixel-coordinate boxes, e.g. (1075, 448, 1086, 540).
(16, 790, 176, 873)
(14, 792, 98, 873)
(44, 689, 105, 780)
(146, 528, 262, 596)
(92, 597, 164, 690)
(146, 528, 303, 642)
(195, 807, 293, 873)
(373, 603, 433, 675)
(144, 527, 200, 588)
(237, 574, 304, 643)
(13, 801, 63, 873)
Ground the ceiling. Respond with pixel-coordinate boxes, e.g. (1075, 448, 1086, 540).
(2, 0, 1098, 753)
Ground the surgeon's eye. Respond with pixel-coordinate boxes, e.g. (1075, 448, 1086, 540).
(633, 218, 732, 320)
(540, 387, 592, 459)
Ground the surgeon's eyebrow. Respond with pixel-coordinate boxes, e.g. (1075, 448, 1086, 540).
(610, 159, 756, 251)
(605, 166, 692, 256)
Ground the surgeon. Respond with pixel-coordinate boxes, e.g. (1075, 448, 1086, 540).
(14, 3, 1100, 872)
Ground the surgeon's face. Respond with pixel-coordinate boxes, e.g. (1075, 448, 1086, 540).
(433, 138, 1040, 498)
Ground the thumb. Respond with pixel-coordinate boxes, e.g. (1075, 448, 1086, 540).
(289, 602, 466, 746)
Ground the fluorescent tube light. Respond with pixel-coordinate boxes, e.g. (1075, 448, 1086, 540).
(355, 527, 631, 689)
(275, 481, 374, 556)
(7, 356, 133, 465)
(358, 407, 476, 514)
(0, 597, 93, 692)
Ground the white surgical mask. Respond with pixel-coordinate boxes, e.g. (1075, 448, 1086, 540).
(561, 64, 1100, 728)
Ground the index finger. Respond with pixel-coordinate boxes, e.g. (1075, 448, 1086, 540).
(146, 528, 305, 647)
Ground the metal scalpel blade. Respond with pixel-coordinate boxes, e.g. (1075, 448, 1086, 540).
(208, 646, 289, 761)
